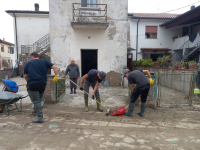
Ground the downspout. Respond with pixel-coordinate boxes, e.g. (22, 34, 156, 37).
(136, 19, 140, 61)
(13, 13, 19, 75)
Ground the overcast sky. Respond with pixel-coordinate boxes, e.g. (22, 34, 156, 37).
(0, 0, 200, 44)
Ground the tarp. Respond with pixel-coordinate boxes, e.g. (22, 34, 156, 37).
(189, 33, 197, 42)
(0, 92, 22, 100)
(0, 92, 23, 104)
(2, 79, 19, 92)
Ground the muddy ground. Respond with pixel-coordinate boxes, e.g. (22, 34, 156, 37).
(0, 77, 200, 150)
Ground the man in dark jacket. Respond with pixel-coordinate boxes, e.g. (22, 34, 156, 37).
(123, 69, 154, 117)
(24, 52, 58, 123)
(64, 59, 80, 94)
(80, 69, 106, 112)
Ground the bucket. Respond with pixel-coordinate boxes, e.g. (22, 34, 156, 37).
(194, 88, 200, 94)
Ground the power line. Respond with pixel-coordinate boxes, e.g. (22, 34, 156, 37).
(130, 1, 200, 19)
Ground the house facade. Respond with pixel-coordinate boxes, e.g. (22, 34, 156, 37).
(0, 39, 14, 69)
(49, 0, 128, 81)
(6, 4, 50, 74)
(160, 5, 200, 63)
(128, 13, 182, 62)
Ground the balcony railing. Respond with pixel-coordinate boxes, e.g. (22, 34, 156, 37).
(72, 3, 107, 23)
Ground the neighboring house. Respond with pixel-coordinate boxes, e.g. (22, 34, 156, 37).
(160, 5, 200, 63)
(49, 0, 128, 83)
(128, 13, 182, 62)
(6, 3, 50, 74)
(0, 39, 14, 69)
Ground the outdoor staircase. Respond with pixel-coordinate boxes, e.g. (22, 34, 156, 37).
(181, 41, 200, 62)
(172, 39, 200, 62)
(19, 33, 51, 75)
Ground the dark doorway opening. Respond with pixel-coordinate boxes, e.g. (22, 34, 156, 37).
(81, 50, 97, 76)
(151, 54, 163, 62)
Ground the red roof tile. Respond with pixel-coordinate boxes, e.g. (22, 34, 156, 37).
(129, 13, 179, 19)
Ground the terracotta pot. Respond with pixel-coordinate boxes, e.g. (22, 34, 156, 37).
(175, 66, 179, 70)
(188, 63, 196, 69)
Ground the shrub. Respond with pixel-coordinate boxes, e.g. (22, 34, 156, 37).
(189, 61, 196, 63)
(142, 59, 154, 67)
(157, 55, 170, 67)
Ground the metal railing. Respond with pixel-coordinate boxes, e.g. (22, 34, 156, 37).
(182, 40, 200, 61)
(33, 33, 50, 51)
(21, 45, 33, 54)
(72, 3, 107, 23)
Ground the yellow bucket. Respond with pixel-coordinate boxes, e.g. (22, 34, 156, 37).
(194, 88, 200, 94)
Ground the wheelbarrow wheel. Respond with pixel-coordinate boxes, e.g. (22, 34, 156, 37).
(0, 105, 4, 113)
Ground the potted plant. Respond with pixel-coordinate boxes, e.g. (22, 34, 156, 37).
(157, 55, 170, 68)
(188, 61, 197, 69)
(173, 61, 182, 69)
(132, 60, 139, 66)
(182, 62, 189, 69)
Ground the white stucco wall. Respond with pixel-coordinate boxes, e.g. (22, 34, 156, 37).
(49, 0, 128, 75)
(15, 16, 49, 54)
(129, 18, 182, 60)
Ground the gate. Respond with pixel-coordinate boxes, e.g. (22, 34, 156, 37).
(157, 70, 196, 107)
(54, 78, 66, 102)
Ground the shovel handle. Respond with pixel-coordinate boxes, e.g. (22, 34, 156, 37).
(125, 105, 129, 109)
(16, 84, 26, 87)
(65, 77, 109, 111)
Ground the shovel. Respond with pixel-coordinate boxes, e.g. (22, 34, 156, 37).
(112, 105, 129, 116)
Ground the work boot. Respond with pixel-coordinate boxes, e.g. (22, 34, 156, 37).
(96, 98, 103, 112)
(70, 88, 73, 94)
(32, 103, 44, 123)
(32, 108, 37, 116)
(74, 88, 76, 94)
(84, 99, 88, 112)
(138, 102, 146, 117)
(124, 102, 134, 117)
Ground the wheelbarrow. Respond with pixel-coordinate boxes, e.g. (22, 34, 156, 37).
(0, 91, 28, 116)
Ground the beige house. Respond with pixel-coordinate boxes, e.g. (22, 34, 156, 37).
(0, 39, 14, 69)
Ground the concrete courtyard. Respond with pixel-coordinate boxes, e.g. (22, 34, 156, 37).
(0, 77, 200, 150)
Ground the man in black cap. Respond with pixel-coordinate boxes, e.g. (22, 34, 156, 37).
(80, 69, 106, 112)
(123, 69, 154, 117)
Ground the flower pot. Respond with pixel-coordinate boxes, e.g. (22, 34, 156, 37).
(175, 66, 179, 70)
(188, 63, 197, 69)
(163, 65, 166, 68)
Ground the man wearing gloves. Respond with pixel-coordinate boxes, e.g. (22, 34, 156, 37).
(80, 69, 106, 112)
(64, 59, 80, 94)
(123, 69, 154, 117)
(24, 52, 58, 123)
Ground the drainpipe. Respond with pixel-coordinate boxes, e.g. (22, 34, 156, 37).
(136, 19, 140, 61)
(13, 13, 19, 75)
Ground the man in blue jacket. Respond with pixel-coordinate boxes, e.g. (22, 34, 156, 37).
(24, 52, 58, 123)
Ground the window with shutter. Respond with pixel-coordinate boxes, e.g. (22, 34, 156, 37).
(145, 26, 158, 39)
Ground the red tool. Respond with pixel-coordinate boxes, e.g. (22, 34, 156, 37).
(112, 105, 129, 116)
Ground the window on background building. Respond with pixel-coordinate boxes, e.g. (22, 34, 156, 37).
(81, 0, 97, 7)
(8, 47, 10, 53)
(10, 47, 14, 54)
(145, 26, 158, 39)
(1, 45, 4, 52)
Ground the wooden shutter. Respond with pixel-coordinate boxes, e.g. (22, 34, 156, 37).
(146, 26, 157, 33)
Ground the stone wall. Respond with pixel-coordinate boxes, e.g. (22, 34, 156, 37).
(0, 68, 18, 80)
(134, 66, 196, 95)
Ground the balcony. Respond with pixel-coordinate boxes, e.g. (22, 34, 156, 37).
(71, 3, 109, 29)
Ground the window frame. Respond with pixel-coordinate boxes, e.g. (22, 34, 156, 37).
(1, 45, 4, 52)
(8, 46, 10, 53)
(145, 26, 158, 39)
(81, 0, 98, 8)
